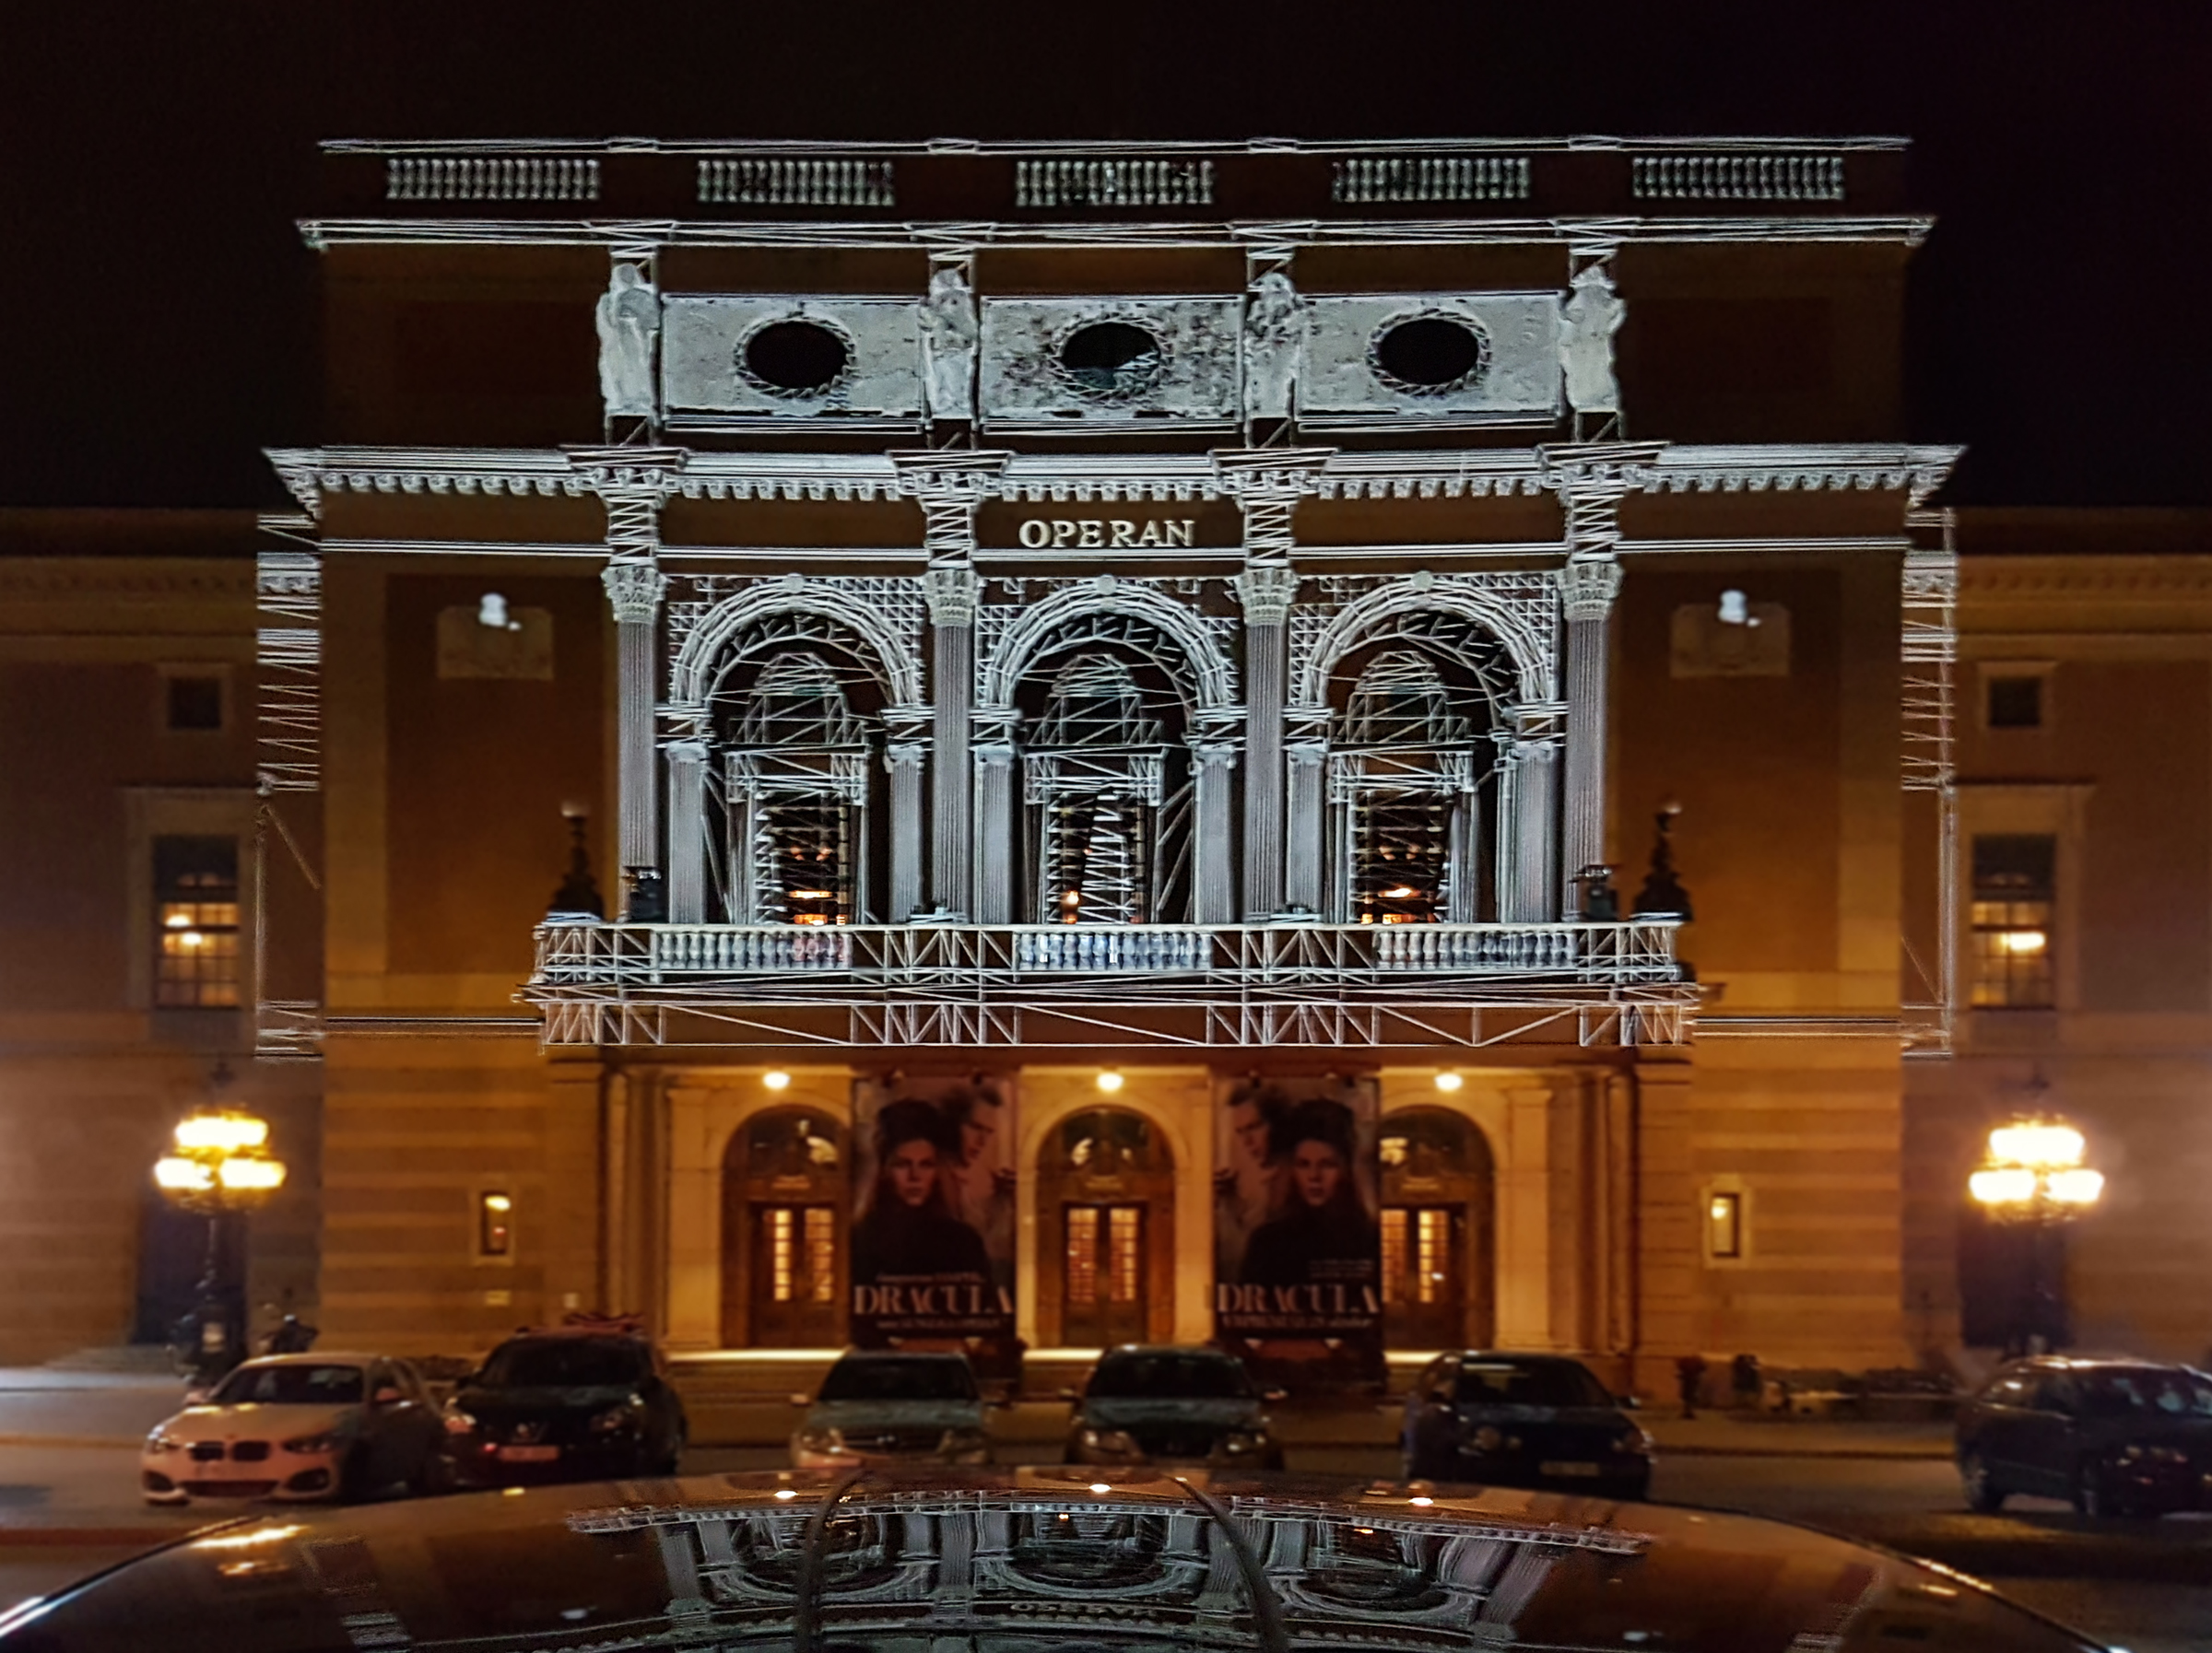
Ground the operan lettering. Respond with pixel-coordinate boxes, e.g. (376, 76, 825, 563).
(1017, 518, 1196, 550)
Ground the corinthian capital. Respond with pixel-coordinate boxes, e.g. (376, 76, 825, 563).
(1558, 557, 1625, 622)
(602, 557, 668, 624)
(1233, 564, 1300, 627)
(923, 564, 981, 627)
(889, 451, 1010, 558)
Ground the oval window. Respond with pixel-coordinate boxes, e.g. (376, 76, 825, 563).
(1372, 315, 1488, 394)
(742, 320, 850, 396)
(1058, 321, 1164, 400)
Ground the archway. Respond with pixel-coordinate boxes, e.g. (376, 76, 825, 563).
(1379, 1108, 1496, 1349)
(721, 1107, 848, 1348)
(1035, 1107, 1176, 1348)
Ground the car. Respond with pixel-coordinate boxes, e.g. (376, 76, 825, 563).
(6, 1466, 2104, 1652)
(790, 1350, 993, 1470)
(1956, 1354, 2212, 1517)
(1065, 1345, 1285, 1470)
(140, 1353, 446, 1506)
(442, 1325, 688, 1487)
(1401, 1349, 1652, 1499)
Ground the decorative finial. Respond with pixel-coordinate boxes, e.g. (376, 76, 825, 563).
(1631, 800, 1693, 920)
(548, 805, 605, 921)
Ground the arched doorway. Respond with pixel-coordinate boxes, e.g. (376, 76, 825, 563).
(1380, 1108, 1495, 1349)
(1037, 1108, 1176, 1348)
(722, 1108, 847, 1348)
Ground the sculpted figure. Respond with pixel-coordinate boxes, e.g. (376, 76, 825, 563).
(1242, 270, 1303, 423)
(594, 263, 661, 420)
(1559, 263, 1626, 415)
(919, 265, 980, 422)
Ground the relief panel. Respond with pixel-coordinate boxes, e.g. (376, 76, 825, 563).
(978, 297, 1241, 429)
(661, 296, 924, 423)
(1300, 292, 1562, 427)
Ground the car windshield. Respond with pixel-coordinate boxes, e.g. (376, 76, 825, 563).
(211, 1363, 366, 1406)
(818, 1358, 976, 1401)
(2078, 1368, 2212, 1418)
(1456, 1359, 1616, 1408)
(478, 1339, 648, 1389)
(1088, 1354, 1253, 1399)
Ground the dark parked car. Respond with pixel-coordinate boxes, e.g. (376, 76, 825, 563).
(442, 1326, 687, 1487)
(1402, 1350, 1652, 1499)
(790, 1351, 993, 1470)
(1065, 1345, 1283, 1469)
(1956, 1354, 2212, 1516)
(0, 1467, 2102, 1651)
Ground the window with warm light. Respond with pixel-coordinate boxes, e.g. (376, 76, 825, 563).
(1971, 835, 2055, 1008)
(153, 836, 241, 1008)
(477, 1191, 513, 1258)
(1706, 1190, 1744, 1260)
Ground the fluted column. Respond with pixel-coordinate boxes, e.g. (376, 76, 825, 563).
(1283, 709, 1328, 915)
(1499, 707, 1564, 924)
(1559, 557, 1624, 911)
(972, 708, 1018, 925)
(665, 740, 708, 923)
(1234, 565, 1298, 921)
(883, 709, 928, 923)
(1191, 728, 1241, 926)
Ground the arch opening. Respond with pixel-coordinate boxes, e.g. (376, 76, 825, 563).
(721, 1106, 848, 1349)
(1036, 1105, 1177, 1348)
(1379, 1106, 1496, 1350)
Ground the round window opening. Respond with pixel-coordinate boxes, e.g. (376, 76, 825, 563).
(1058, 321, 1164, 401)
(1372, 315, 1489, 395)
(742, 320, 851, 396)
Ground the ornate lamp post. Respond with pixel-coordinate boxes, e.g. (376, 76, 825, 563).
(153, 1108, 287, 1383)
(1968, 1118, 2102, 1356)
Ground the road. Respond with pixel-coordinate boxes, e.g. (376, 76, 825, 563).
(0, 1384, 2202, 1652)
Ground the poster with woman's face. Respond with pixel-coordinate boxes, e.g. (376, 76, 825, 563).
(1214, 1075, 1382, 1389)
(850, 1075, 1017, 1353)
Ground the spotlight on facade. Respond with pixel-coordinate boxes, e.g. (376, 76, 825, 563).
(1096, 1071, 1124, 1094)
(1434, 1072, 1464, 1094)
(762, 1071, 792, 1092)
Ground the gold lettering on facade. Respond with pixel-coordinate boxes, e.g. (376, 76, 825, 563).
(1017, 517, 1198, 550)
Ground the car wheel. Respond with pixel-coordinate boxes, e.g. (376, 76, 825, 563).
(1959, 1452, 2006, 1513)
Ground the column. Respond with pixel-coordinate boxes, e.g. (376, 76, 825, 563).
(1500, 709, 1562, 924)
(1282, 709, 1328, 915)
(1234, 565, 1298, 920)
(972, 708, 1018, 925)
(603, 557, 669, 915)
(1559, 556, 1623, 912)
(665, 740, 708, 923)
(926, 564, 980, 919)
(883, 712, 927, 923)
(1191, 731, 1240, 925)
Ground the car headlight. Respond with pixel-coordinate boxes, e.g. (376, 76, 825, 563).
(282, 1430, 345, 1455)
(1614, 1428, 1654, 1457)
(1464, 1424, 1505, 1453)
(589, 1403, 642, 1435)
(1080, 1428, 1139, 1456)
(795, 1426, 842, 1453)
(442, 1409, 477, 1436)
(144, 1432, 183, 1455)
(2117, 1443, 2190, 1465)
(1218, 1429, 1271, 1455)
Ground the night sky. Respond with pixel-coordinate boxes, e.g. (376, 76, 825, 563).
(4, 3, 2205, 508)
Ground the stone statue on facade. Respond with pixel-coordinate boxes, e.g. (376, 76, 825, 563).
(919, 265, 980, 424)
(1242, 270, 1303, 425)
(1559, 263, 1626, 416)
(595, 263, 661, 421)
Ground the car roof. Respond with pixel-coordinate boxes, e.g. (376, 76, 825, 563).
(229, 1353, 387, 1367)
(1097, 1344, 1240, 1361)
(2013, 1354, 2203, 1373)
(831, 1350, 971, 1365)
(1450, 1350, 1594, 1366)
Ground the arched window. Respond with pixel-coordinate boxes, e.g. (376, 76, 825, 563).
(1016, 627, 1193, 925)
(1325, 619, 1509, 925)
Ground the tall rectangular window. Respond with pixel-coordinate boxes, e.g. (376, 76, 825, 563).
(153, 836, 240, 1008)
(1706, 1191, 1744, 1260)
(1971, 835, 2056, 1008)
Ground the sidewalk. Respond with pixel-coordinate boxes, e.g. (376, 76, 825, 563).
(1641, 1410, 1953, 1460)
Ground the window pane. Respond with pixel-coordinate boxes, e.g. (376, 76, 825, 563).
(1065, 1207, 1099, 1306)
(166, 674, 224, 731)
(1986, 675, 2042, 730)
(1970, 835, 2056, 1008)
(153, 836, 240, 1008)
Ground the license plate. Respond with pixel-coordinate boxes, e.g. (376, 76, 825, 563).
(496, 1445, 561, 1462)
(1539, 1460, 1603, 1477)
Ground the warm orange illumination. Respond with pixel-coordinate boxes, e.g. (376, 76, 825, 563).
(1382, 885, 1417, 899)
(1096, 1071, 1124, 1094)
(217, 1157, 285, 1193)
(1433, 1072, 1463, 1094)
(1989, 1121, 2085, 1170)
(175, 1113, 269, 1155)
(154, 1156, 212, 1192)
(1996, 930, 2048, 955)
(1970, 1167, 2038, 1206)
(762, 1071, 792, 1091)
(2046, 1168, 2105, 1205)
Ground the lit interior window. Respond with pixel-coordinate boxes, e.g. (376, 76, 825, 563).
(153, 836, 241, 1008)
(1707, 1191, 1743, 1260)
(478, 1191, 513, 1258)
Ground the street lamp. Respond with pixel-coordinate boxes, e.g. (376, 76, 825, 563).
(1968, 1116, 2102, 1355)
(154, 1107, 287, 1383)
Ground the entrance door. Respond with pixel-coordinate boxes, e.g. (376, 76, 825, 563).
(1382, 1205, 1465, 1349)
(748, 1203, 841, 1347)
(1061, 1203, 1147, 1348)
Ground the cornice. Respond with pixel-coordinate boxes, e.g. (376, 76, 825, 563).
(1960, 556, 2212, 598)
(299, 215, 1936, 253)
(270, 443, 1959, 520)
(0, 558, 256, 600)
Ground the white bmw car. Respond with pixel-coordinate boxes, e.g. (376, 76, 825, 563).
(141, 1354, 448, 1506)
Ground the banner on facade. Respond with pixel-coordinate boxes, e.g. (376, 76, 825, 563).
(1214, 1074, 1383, 1390)
(850, 1074, 1018, 1369)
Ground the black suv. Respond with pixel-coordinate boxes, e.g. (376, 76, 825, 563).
(1957, 1355, 2212, 1517)
(1402, 1351, 1652, 1500)
(1065, 1346, 1284, 1470)
(443, 1327, 687, 1487)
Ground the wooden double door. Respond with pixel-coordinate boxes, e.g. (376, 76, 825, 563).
(1060, 1202, 1147, 1348)
(747, 1202, 841, 1347)
(1381, 1203, 1468, 1349)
